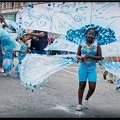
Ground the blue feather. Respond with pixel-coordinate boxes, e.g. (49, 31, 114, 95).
(0, 23, 20, 51)
(66, 24, 116, 45)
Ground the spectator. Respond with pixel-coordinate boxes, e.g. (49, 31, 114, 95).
(25, 30, 48, 55)
(103, 57, 119, 83)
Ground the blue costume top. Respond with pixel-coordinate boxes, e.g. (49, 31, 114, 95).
(0, 23, 20, 51)
(80, 41, 97, 70)
(18, 41, 27, 62)
(4, 50, 13, 60)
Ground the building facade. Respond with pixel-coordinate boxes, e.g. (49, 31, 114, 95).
(0, 2, 41, 21)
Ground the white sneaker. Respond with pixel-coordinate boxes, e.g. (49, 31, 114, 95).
(8, 71, 11, 75)
(84, 100, 88, 109)
(3, 72, 8, 77)
(76, 104, 82, 111)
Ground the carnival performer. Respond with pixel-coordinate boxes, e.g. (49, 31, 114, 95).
(15, 34, 31, 78)
(0, 15, 10, 72)
(76, 28, 103, 111)
(0, 15, 21, 76)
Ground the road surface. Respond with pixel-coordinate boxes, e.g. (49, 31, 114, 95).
(0, 58, 119, 118)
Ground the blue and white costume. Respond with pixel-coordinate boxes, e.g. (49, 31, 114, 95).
(18, 41, 28, 63)
(78, 41, 98, 82)
(15, 41, 28, 77)
(0, 23, 20, 51)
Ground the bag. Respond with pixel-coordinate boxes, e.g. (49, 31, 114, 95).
(2, 58, 13, 71)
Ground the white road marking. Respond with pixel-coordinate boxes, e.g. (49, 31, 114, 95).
(62, 69, 103, 77)
(65, 66, 78, 69)
(62, 69, 78, 76)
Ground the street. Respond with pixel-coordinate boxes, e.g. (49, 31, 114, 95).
(0, 58, 120, 118)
